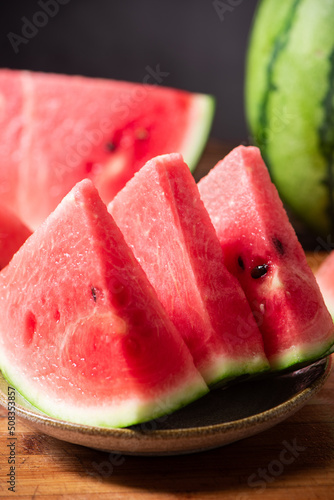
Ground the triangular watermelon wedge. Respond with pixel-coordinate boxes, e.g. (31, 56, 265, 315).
(0, 179, 208, 428)
(198, 145, 334, 370)
(0, 69, 214, 230)
(109, 153, 269, 386)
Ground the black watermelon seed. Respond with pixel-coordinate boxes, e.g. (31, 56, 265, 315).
(251, 264, 269, 279)
(273, 237, 284, 255)
(238, 256, 245, 270)
(106, 141, 116, 152)
(91, 287, 97, 302)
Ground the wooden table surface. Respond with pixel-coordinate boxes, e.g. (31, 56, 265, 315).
(0, 142, 333, 499)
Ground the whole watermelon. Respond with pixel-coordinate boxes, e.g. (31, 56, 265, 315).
(245, 0, 334, 237)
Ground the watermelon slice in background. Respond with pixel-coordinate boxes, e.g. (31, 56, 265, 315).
(316, 253, 334, 319)
(0, 69, 214, 230)
(198, 145, 334, 371)
(109, 153, 269, 386)
(0, 71, 22, 211)
(0, 179, 208, 428)
(0, 203, 32, 270)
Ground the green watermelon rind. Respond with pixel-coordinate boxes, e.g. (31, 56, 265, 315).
(203, 353, 270, 388)
(268, 335, 334, 372)
(180, 94, 215, 172)
(0, 364, 208, 428)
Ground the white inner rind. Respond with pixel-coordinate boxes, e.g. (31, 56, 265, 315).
(201, 352, 270, 387)
(269, 335, 334, 371)
(179, 94, 215, 171)
(0, 361, 208, 428)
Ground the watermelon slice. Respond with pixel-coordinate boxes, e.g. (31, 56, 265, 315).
(316, 252, 334, 318)
(109, 153, 269, 386)
(0, 179, 208, 428)
(0, 203, 32, 270)
(0, 69, 214, 230)
(198, 145, 334, 370)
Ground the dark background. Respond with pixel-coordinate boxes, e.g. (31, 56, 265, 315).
(1, 0, 259, 142)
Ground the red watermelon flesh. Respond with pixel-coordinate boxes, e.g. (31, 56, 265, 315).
(0, 70, 22, 211)
(198, 145, 334, 370)
(0, 203, 32, 270)
(316, 252, 334, 319)
(0, 69, 214, 230)
(0, 179, 208, 427)
(109, 153, 269, 386)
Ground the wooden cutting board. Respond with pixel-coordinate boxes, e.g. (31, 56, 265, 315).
(0, 141, 333, 500)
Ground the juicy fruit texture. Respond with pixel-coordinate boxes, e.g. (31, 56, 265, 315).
(0, 179, 208, 428)
(316, 252, 334, 318)
(109, 153, 269, 386)
(245, 0, 334, 235)
(0, 69, 214, 229)
(0, 204, 32, 270)
(198, 145, 334, 370)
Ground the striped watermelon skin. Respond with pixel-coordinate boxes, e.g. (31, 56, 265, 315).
(245, 0, 334, 236)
